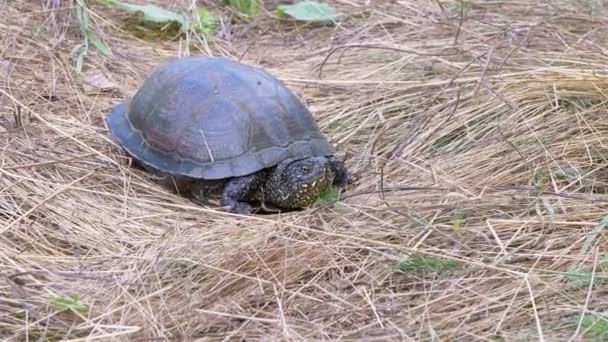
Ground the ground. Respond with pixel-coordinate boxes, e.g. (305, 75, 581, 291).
(1, 0, 608, 340)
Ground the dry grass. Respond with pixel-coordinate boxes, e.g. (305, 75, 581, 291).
(2, 0, 608, 340)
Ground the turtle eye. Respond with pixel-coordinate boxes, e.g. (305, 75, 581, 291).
(301, 164, 312, 174)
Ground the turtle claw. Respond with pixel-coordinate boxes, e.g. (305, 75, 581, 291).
(224, 202, 252, 215)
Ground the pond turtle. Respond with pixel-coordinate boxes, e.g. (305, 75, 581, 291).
(107, 56, 351, 214)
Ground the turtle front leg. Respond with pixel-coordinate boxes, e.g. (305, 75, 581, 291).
(220, 172, 266, 214)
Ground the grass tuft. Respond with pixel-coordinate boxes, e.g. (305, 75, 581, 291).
(49, 294, 90, 315)
(223, 0, 262, 16)
(394, 254, 463, 274)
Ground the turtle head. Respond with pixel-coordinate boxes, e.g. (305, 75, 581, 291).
(265, 156, 337, 209)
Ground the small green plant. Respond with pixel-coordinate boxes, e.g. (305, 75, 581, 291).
(98, 0, 218, 38)
(313, 186, 341, 206)
(552, 163, 581, 181)
(193, 7, 219, 37)
(565, 267, 607, 289)
(576, 315, 608, 340)
(447, 0, 472, 14)
(394, 254, 462, 274)
(557, 96, 602, 112)
(450, 208, 467, 235)
(72, 0, 112, 73)
(276, 1, 341, 23)
(49, 293, 90, 315)
(565, 256, 608, 288)
(580, 216, 608, 258)
(223, 0, 262, 16)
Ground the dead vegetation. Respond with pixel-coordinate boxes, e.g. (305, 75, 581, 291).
(1, 0, 608, 340)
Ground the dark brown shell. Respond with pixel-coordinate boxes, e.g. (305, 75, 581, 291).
(107, 56, 335, 180)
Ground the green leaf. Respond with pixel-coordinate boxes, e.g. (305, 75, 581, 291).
(100, 0, 187, 31)
(121, 3, 185, 25)
(276, 1, 341, 23)
(49, 294, 90, 314)
(76, 51, 85, 74)
(87, 33, 112, 56)
(70, 43, 85, 57)
(75, 0, 90, 29)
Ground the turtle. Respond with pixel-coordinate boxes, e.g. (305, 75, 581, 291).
(107, 56, 351, 214)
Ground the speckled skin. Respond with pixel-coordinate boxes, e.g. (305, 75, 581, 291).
(189, 156, 351, 214)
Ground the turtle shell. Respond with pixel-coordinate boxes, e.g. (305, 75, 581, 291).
(107, 56, 335, 180)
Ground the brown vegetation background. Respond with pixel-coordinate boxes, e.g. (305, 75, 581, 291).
(1, 0, 608, 340)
